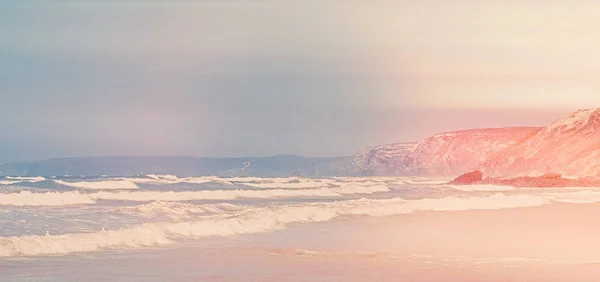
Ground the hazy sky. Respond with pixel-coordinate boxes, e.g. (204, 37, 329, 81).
(2, 1, 600, 160)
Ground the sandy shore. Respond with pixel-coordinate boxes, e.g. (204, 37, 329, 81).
(365, 202, 600, 261)
(4, 202, 600, 281)
(225, 202, 600, 281)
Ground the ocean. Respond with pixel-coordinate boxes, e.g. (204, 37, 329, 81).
(2, 175, 600, 281)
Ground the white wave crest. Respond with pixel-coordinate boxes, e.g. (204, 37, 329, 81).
(3, 182, 600, 209)
(242, 181, 330, 189)
(0, 191, 95, 206)
(331, 184, 390, 194)
(404, 179, 453, 185)
(5, 176, 46, 182)
(0, 192, 565, 257)
(448, 184, 517, 192)
(128, 176, 453, 190)
(112, 202, 245, 219)
(0, 223, 174, 257)
(0, 184, 389, 206)
(55, 179, 139, 190)
(147, 175, 179, 181)
(133, 175, 232, 185)
(0, 176, 46, 185)
(93, 188, 341, 202)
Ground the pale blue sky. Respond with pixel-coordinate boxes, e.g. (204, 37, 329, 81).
(1, 1, 598, 160)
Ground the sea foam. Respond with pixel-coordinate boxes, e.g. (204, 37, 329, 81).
(3, 191, 600, 257)
(0, 191, 96, 206)
(112, 202, 246, 219)
(0, 184, 389, 206)
(54, 179, 139, 190)
(447, 184, 517, 192)
(0, 176, 46, 185)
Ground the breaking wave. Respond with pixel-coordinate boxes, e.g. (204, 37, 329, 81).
(448, 184, 517, 192)
(404, 179, 452, 185)
(54, 179, 139, 190)
(112, 202, 246, 219)
(0, 175, 441, 191)
(134, 175, 343, 188)
(241, 181, 331, 189)
(0, 191, 95, 206)
(0, 185, 389, 206)
(5, 176, 46, 182)
(132, 175, 232, 185)
(332, 184, 389, 194)
(4, 191, 600, 257)
(0, 176, 46, 185)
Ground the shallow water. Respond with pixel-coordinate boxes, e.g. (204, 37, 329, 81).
(1, 175, 600, 281)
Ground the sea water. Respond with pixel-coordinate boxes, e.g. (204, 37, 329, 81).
(2, 175, 600, 281)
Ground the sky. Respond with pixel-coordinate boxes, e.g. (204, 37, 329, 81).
(2, 1, 600, 160)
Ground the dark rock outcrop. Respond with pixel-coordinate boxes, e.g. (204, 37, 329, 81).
(449, 170, 600, 188)
(449, 171, 483, 185)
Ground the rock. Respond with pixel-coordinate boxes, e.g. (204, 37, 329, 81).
(541, 173, 562, 179)
(449, 170, 483, 185)
(449, 169, 600, 188)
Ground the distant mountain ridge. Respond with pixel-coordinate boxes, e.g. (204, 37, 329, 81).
(0, 155, 354, 177)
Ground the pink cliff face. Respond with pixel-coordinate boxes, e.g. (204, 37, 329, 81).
(354, 127, 539, 176)
(483, 108, 600, 178)
(407, 127, 540, 176)
(355, 108, 600, 178)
